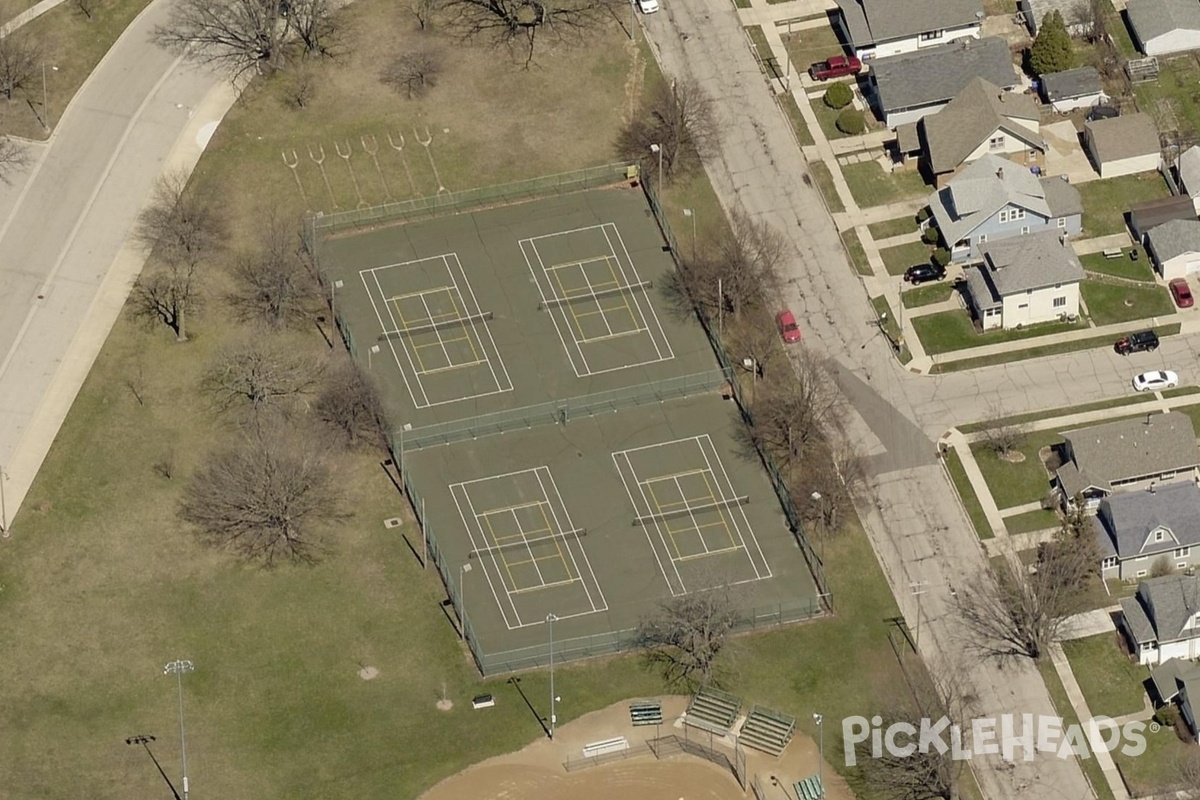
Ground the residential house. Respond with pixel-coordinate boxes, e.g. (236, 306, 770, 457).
(833, 0, 983, 60)
(1020, 0, 1092, 37)
(1126, 0, 1200, 57)
(918, 77, 1042, 184)
(1084, 113, 1162, 179)
(1095, 481, 1200, 581)
(1056, 412, 1200, 511)
(1129, 195, 1196, 241)
(1120, 573, 1200, 665)
(927, 154, 1083, 262)
(869, 37, 1019, 128)
(963, 230, 1082, 330)
(1178, 145, 1200, 213)
(1040, 67, 1108, 113)
(1146, 218, 1200, 279)
(1150, 658, 1200, 740)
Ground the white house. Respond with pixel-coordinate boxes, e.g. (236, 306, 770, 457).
(919, 77, 1042, 183)
(963, 230, 1082, 330)
(1146, 218, 1200, 279)
(1126, 0, 1200, 57)
(1120, 573, 1200, 665)
(1178, 145, 1200, 213)
(1084, 113, 1162, 179)
(833, 0, 983, 60)
(1040, 67, 1108, 113)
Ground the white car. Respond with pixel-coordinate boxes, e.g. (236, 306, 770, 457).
(1132, 370, 1179, 392)
(638, 0, 659, 12)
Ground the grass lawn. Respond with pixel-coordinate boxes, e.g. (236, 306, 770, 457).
(0, 0, 155, 139)
(1003, 508, 1060, 535)
(943, 448, 994, 540)
(1080, 280, 1176, 326)
(809, 160, 845, 213)
(1107, 6, 1138, 58)
(1038, 661, 1118, 800)
(778, 91, 815, 147)
(867, 215, 918, 241)
(1113, 719, 1192, 797)
(841, 161, 929, 209)
(1061, 633, 1149, 720)
(745, 25, 775, 74)
(811, 94, 856, 140)
(959, 395, 1149, 432)
(901, 282, 954, 308)
(1164, 385, 1200, 398)
(1079, 249, 1155, 282)
(1079, 174, 1170, 237)
(970, 437, 1059, 510)
(934, 323, 1182, 373)
(913, 311, 1082, 355)
(1134, 54, 1200, 146)
(841, 228, 872, 275)
(871, 295, 912, 362)
(780, 25, 842, 77)
(0, 0, 37, 22)
(880, 240, 930, 275)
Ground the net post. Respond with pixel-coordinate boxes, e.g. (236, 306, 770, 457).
(422, 497, 428, 569)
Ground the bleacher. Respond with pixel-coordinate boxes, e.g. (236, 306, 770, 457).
(684, 686, 742, 736)
(794, 775, 824, 800)
(629, 700, 663, 726)
(738, 705, 796, 757)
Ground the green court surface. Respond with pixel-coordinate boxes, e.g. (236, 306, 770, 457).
(316, 186, 821, 674)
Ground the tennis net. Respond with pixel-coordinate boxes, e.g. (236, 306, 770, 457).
(633, 496, 749, 527)
(469, 528, 588, 558)
(379, 311, 493, 340)
(537, 280, 652, 311)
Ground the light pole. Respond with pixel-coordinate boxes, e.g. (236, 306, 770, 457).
(369, 344, 380, 370)
(810, 491, 825, 559)
(546, 612, 559, 739)
(682, 208, 696, 263)
(126, 735, 183, 800)
(163, 659, 195, 800)
(331, 279, 344, 323)
(460, 562, 472, 642)
(910, 581, 928, 649)
(0, 463, 8, 535)
(649, 143, 662, 182)
(813, 713, 824, 797)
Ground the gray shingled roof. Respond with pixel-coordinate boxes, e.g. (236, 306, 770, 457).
(1085, 113, 1161, 164)
(970, 230, 1083, 301)
(1041, 67, 1104, 102)
(1059, 412, 1200, 496)
(1094, 481, 1200, 560)
(1121, 594, 1157, 646)
(1132, 573, 1200, 644)
(871, 37, 1017, 114)
(1147, 218, 1200, 263)
(1180, 146, 1200, 197)
(1130, 196, 1197, 239)
(963, 264, 1001, 311)
(1127, 0, 1200, 45)
(835, 0, 983, 47)
(1025, 0, 1093, 33)
(920, 78, 1040, 174)
(927, 154, 1081, 245)
(1149, 657, 1200, 702)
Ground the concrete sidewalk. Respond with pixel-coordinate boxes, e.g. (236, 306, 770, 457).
(1048, 642, 1131, 800)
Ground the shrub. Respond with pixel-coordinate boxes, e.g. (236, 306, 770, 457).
(1154, 705, 1180, 729)
(916, 207, 930, 223)
(1151, 555, 1175, 578)
(932, 247, 951, 267)
(836, 108, 866, 135)
(921, 227, 940, 245)
(823, 82, 853, 109)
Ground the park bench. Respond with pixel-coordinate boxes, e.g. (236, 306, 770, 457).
(582, 736, 629, 758)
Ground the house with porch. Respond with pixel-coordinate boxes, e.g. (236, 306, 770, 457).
(1056, 412, 1200, 511)
(1121, 573, 1200, 665)
(833, 0, 983, 61)
(1095, 481, 1200, 581)
(927, 154, 1082, 262)
(962, 230, 1082, 330)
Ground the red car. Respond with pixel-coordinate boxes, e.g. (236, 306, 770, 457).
(808, 55, 862, 81)
(776, 310, 802, 343)
(1170, 278, 1194, 308)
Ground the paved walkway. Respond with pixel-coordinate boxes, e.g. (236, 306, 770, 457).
(1049, 642, 1132, 800)
(1060, 609, 1121, 641)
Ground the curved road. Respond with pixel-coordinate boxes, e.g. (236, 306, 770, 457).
(0, 0, 231, 530)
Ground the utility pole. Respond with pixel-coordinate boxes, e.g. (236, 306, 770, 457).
(546, 613, 559, 739)
(163, 660, 195, 800)
(910, 582, 928, 649)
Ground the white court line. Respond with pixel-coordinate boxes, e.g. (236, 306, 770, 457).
(361, 269, 428, 408)
(521, 237, 590, 376)
(503, 506, 550, 588)
(535, 467, 608, 613)
(598, 224, 653, 340)
(417, 291, 454, 366)
(459, 485, 526, 627)
(577, 257, 616, 338)
(522, 222, 613, 242)
(669, 473, 710, 555)
(612, 450, 686, 596)
(605, 223, 674, 363)
(700, 434, 773, 580)
(445, 253, 513, 393)
(451, 482, 520, 630)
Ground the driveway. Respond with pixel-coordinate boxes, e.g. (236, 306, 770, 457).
(1043, 119, 1099, 184)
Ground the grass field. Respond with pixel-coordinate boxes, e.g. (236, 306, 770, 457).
(809, 160, 845, 213)
(841, 227, 871, 275)
(780, 25, 841, 78)
(970, 437, 1059, 510)
(1061, 634, 1149, 720)
(1134, 54, 1200, 147)
(879, 240, 930, 275)
(933, 323, 1183, 372)
(901, 282, 954, 308)
(942, 448, 993, 540)
(1079, 174, 1169, 237)
(867, 215, 917, 241)
(1079, 249, 1155, 282)
(913, 311, 1081, 355)
(1003, 508, 1059, 535)
(1080, 280, 1175, 326)
(841, 161, 928, 209)
(1037, 661, 1117, 800)
(779, 91, 816, 147)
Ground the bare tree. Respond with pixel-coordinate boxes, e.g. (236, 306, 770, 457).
(0, 32, 41, 101)
(678, 209, 786, 323)
(0, 138, 30, 185)
(445, 0, 622, 67)
(280, 62, 317, 109)
(409, 0, 443, 30)
(617, 77, 719, 182)
(750, 350, 844, 475)
(314, 358, 389, 450)
(796, 436, 868, 535)
(637, 582, 740, 689)
(978, 403, 1027, 458)
(179, 425, 345, 565)
(154, 0, 337, 79)
(74, 0, 101, 19)
(205, 338, 323, 414)
(229, 212, 318, 327)
(1068, 0, 1106, 43)
(381, 48, 443, 98)
(130, 266, 203, 342)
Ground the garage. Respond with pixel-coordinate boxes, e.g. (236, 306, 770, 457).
(1146, 219, 1200, 280)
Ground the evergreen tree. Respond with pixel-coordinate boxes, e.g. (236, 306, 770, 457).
(1029, 11, 1074, 76)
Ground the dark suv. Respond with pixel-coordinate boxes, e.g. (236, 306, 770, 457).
(1115, 330, 1160, 355)
(904, 263, 947, 285)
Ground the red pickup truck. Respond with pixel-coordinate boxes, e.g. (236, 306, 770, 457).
(808, 55, 862, 81)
